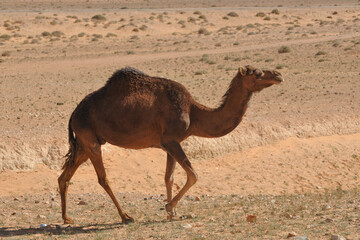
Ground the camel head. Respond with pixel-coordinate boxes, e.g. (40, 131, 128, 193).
(237, 65, 283, 92)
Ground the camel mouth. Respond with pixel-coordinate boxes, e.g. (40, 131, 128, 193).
(272, 75, 284, 84)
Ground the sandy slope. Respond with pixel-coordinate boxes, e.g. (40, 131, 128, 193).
(1, 133, 359, 197)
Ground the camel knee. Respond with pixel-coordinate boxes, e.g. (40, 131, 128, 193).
(58, 175, 70, 190)
(188, 171, 198, 186)
(98, 176, 110, 188)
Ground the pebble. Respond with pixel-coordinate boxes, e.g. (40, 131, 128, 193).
(325, 218, 334, 223)
(331, 235, 346, 240)
(322, 204, 331, 210)
(293, 236, 308, 240)
(37, 214, 46, 219)
(195, 196, 201, 201)
(246, 215, 257, 223)
(180, 213, 195, 220)
(287, 232, 297, 238)
(78, 200, 88, 205)
(182, 223, 192, 229)
(209, 217, 216, 222)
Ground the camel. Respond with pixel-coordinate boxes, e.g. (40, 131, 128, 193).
(58, 65, 283, 224)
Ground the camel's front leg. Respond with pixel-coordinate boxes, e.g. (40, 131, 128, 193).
(162, 141, 198, 219)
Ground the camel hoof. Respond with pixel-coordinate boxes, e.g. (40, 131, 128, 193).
(165, 203, 176, 220)
(122, 215, 134, 224)
(64, 217, 74, 224)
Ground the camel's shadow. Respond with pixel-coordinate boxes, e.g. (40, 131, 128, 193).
(0, 219, 178, 237)
(0, 222, 124, 237)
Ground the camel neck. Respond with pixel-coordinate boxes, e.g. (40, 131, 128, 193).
(190, 79, 252, 138)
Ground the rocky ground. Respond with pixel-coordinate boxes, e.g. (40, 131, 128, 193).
(0, 0, 360, 239)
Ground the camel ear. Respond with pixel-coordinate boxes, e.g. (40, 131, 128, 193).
(238, 66, 247, 76)
(245, 65, 255, 75)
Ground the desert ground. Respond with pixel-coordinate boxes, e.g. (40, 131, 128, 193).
(0, 0, 360, 239)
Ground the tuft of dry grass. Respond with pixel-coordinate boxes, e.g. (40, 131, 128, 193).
(227, 12, 239, 17)
(91, 14, 107, 22)
(2, 51, 11, 57)
(0, 34, 11, 41)
(198, 28, 210, 35)
(278, 46, 291, 53)
(256, 12, 266, 17)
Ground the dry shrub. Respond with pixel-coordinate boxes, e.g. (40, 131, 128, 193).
(198, 28, 210, 35)
(271, 9, 280, 15)
(91, 14, 107, 22)
(227, 12, 239, 17)
(256, 12, 266, 17)
(278, 46, 291, 53)
(2, 51, 11, 57)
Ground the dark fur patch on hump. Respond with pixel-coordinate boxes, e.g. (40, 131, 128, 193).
(106, 67, 148, 84)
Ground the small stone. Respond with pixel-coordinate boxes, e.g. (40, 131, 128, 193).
(331, 235, 346, 240)
(37, 214, 46, 219)
(325, 218, 334, 223)
(182, 223, 192, 229)
(293, 236, 308, 240)
(159, 207, 165, 210)
(284, 213, 293, 219)
(14, 197, 19, 201)
(246, 215, 257, 223)
(195, 196, 201, 201)
(44, 224, 56, 229)
(322, 204, 331, 210)
(287, 232, 297, 238)
(180, 213, 196, 220)
(78, 200, 88, 205)
(11, 211, 16, 215)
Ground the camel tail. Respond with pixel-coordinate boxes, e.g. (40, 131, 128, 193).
(62, 113, 77, 170)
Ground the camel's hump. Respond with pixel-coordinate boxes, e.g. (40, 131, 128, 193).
(106, 67, 149, 85)
(114, 67, 148, 77)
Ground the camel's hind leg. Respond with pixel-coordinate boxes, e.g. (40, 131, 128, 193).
(89, 143, 134, 224)
(165, 153, 176, 203)
(58, 150, 88, 224)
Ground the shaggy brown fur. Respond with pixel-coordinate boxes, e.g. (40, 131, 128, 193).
(58, 65, 283, 224)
